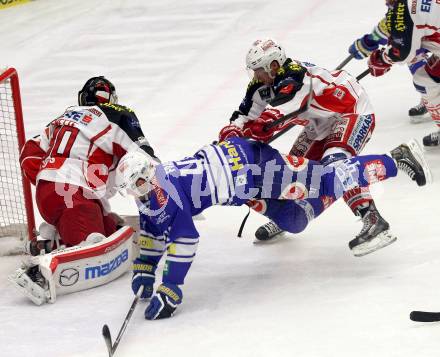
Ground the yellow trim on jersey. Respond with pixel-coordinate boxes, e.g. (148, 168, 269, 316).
(0, 0, 31, 10)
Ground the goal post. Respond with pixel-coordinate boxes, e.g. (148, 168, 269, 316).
(0, 67, 36, 248)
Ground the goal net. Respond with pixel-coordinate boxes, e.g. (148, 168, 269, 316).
(0, 68, 35, 255)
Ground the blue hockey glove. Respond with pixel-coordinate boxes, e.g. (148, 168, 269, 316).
(145, 283, 183, 320)
(132, 258, 156, 299)
(349, 34, 380, 60)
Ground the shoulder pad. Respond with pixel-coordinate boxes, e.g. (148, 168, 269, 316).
(246, 78, 265, 95)
(276, 61, 307, 82)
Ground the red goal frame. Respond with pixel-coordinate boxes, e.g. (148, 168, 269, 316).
(0, 68, 36, 241)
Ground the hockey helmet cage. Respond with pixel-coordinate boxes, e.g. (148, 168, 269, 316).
(115, 151, 158, 198)
(246, 39, 286, 76)
(78, 76, 118, 106)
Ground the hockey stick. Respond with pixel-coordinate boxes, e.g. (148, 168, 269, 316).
(102, 286, 144, 357)
(335, 54, 355, 70)
(410, 310, 440, 322)
(356, 68, 370, 81)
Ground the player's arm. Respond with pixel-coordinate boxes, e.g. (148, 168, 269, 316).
(349, 17, 389, 60)
(135, 195, 200, 320)
(19, 126, 51, 185)
(369, 1, 423, 76)
(219, 80, 270, 141)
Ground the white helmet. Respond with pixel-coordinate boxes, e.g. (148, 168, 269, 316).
(246, 39, 286, 76)
(115, 151, 158, 197)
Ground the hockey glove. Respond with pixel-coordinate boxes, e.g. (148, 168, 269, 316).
(145, 283, 183, 320)
(219, 124, 244, 142)
(349, 34, 381, 60)
(242, 108, 284, 143)
(368, 49, 392, 77)
(132, 258, 156, 299)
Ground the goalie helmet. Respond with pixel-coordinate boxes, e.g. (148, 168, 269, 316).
(78, 76, 118, 106)
(246, 39, 286, 77)
(115, 151, 158, 197)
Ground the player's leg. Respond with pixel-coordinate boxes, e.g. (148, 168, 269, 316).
(252, 140, 429, 245)
(408, 52, 430, 123)
(321, 112, 397, 256)
(8, 226, 134, 305)
(36, 180, 116, 247)
(413, 56, 440, 147)
(254, 128, 324, 241)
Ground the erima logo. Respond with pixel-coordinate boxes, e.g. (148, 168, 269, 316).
(85, 249, 129, 280)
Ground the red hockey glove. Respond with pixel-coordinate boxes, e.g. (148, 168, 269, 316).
(368, 49, 392, 77)
(218, 124, 244, 142)
(242, 108, 284, 143)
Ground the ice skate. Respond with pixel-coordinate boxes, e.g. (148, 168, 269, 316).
(422, 130, 439, 148)
(408, 101, 430, 124)
(8, 265, 50, 305)
(349, 202, 397, 257)
(391, 139, 432, 186)
(254, 221, 285, 243)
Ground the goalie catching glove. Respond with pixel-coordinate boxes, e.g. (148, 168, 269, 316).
(145, 283, 183, 320)
(218, 108, 285, 143)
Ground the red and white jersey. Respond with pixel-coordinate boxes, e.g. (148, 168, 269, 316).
(382, 0, 440, 64)
(232, 61, 373, 141)
(274, 64, 373, 140)
(20, 103, 157, 199)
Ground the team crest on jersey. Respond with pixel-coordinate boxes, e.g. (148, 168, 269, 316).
(246, 199, 267, 214)
(281, 154, 308, 172)
(280, 182, 308, 200)
(333, 88, 346, 100)
(364, 160, 387, 184)
(320, 195, 335, 210)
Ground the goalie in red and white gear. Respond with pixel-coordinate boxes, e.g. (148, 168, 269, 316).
(219, 39, 394, 257)
(9, 76, 157, 305)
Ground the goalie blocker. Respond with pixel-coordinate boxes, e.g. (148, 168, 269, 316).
(9, 226, 135, 305)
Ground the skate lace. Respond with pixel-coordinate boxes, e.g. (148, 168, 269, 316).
(397, 161, 415, 180)
(357, 213, 374, 237)
(431, 131, 439, 141)
(264, 221, 282, 235)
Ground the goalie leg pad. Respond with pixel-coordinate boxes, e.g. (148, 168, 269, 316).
(9, 226, 135, 305)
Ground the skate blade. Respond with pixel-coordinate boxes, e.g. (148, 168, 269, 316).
(408, 138, 433, 185)
(351, 231, 397, 257)
(409, 113, 431, 124)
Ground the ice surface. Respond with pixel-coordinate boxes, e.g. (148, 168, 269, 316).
(1, 0, 440, 356)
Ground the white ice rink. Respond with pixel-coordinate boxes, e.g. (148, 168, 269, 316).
(1, 0, 440, 356)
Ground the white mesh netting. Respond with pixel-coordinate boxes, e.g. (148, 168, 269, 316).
(0, 71, 29, 254)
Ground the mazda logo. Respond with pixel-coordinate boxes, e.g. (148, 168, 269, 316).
(59, 268, 79, 286)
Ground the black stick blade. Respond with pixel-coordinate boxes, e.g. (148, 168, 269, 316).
(410, 311, 440, 322)
(102, 324, 113, 356)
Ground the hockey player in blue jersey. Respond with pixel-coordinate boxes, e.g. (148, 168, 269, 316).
(114, 137, 430, 320)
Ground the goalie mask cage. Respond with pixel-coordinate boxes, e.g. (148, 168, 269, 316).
(0, 68, 35, 251)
